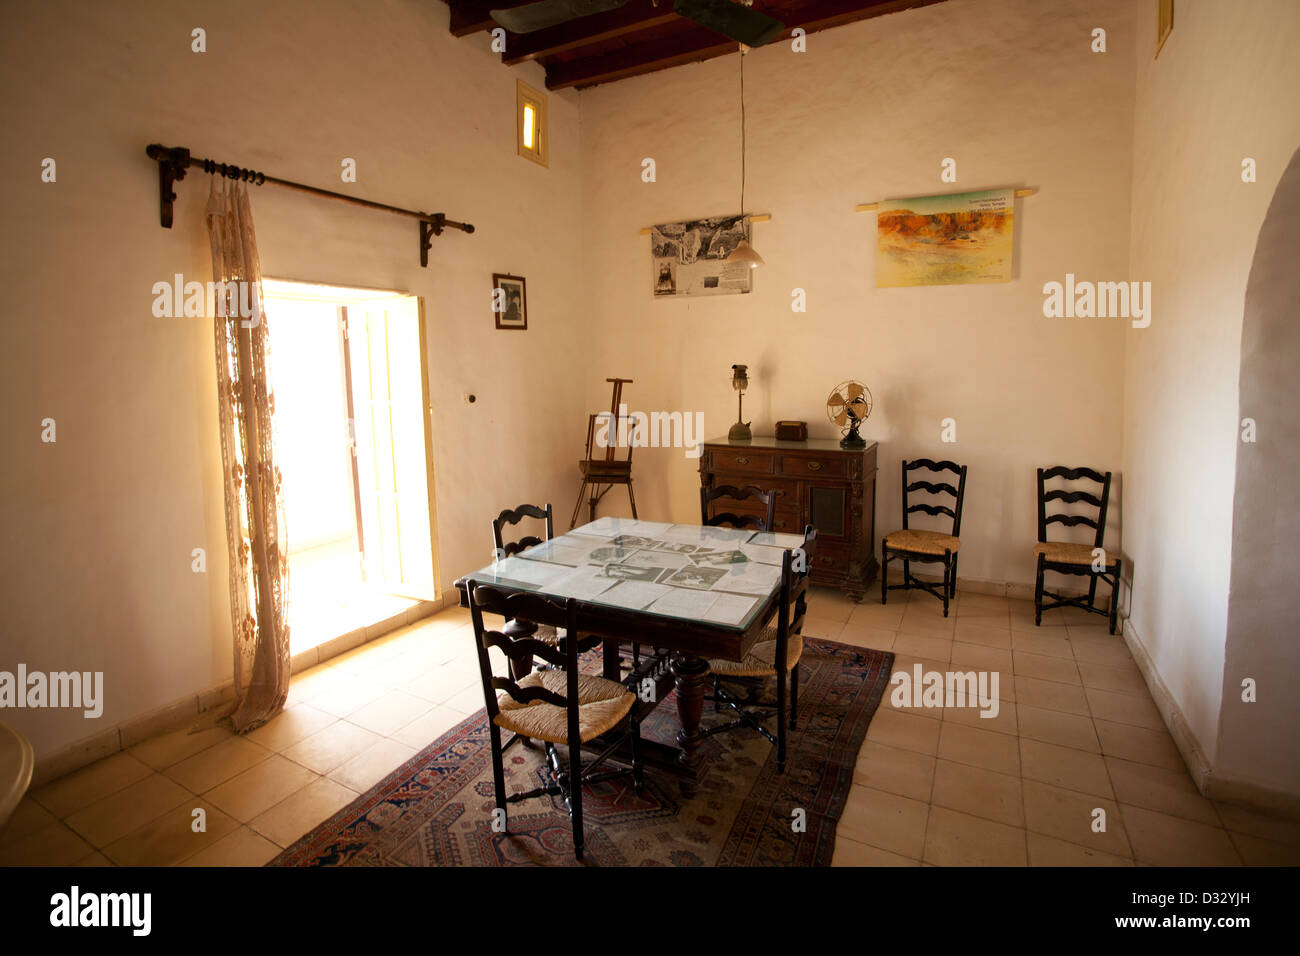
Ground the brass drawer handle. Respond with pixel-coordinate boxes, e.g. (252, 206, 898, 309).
(735, 456, 749, 465)
(774, 489, 785, 497)
(807, 460, 822, 471)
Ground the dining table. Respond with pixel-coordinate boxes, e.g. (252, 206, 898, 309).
(453, 516, 806, 788)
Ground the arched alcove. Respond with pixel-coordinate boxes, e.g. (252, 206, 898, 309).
(1218, 146, 1300, 802)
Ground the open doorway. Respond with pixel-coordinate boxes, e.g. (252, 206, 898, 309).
(263, 279, 441, 653)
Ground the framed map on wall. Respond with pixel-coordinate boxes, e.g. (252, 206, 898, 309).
(876, 188, 1015, 288)
(649, 214, 752, 297)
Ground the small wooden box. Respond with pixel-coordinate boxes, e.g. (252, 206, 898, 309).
(775, 420, 808, 441)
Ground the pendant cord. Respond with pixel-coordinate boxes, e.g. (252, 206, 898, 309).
(739, 49, 746, 217)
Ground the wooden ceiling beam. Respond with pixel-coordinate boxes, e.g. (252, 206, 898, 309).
(544, 26, 736, 90)
(502, 2, 682, 65)
(542, 0, 946, 90)
(447, 1, 532, 38)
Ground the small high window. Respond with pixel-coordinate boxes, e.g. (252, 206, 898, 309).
(517, 80, 548, 167)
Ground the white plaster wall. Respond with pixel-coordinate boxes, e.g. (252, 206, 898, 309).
(0, 0, 588, 758)
(1122, 0, 1300, 774)
(577, 0, 1135, 589)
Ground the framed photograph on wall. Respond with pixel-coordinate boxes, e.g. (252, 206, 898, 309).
(492, 273, 527, 330)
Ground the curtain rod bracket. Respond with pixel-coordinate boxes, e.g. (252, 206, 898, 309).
(146, 144, 191, 228)
(419, 214, 444, 268)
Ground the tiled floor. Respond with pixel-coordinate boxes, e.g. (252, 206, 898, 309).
(3, 589, 1298, 867)
(814, 587, 1300, 867)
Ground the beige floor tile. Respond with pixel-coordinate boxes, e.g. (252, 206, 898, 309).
(866, 709, 943, 755)
(1022, 779, 1131, 858)
(164, 736, 272, 794)
(1027, 832, 1134, 866)
(952, 621, 1012, 648)
(245, 704, 337, 752)
(72, 851, 115, 866)
(1084, 687, 1166, 730)
(853, 741, 936, 801)
(942, 699, 1017, 736)
(801, 616, 845, 640)
(308, 674, 388, 718)
(1093, 719, 1184, 771)
(0, 822, 94, 866)
(282, 720, 382, 775)
(392, 705, 471, 750)
(831, 835, 920, 866)
(1014, 676, 1090, 716)
(0, 797, 58, 846)
(178, 825, 282, 867)
(1013, 651, 1081, 685)
(1105, 757, 1218, 825)
(30, 752, 154, 818)
(1010, 630, 1073, 659)
(1017, 704, 1100, 753)
(345, 691, 435, 737)
(103, 799, 239, 866)
(128, 726, 232, 772)
(1121, 805, 1241, 866)
(896, 612, 956, 639)
(1213, 803, 1300, 847)
(848, 603, 906, 630)
(931, 759, 1023, 827)
(443, 683, 489, 715)
(1229, 832, 1300, 866)
(1068, 633, 1134, 667)
(1010, 612, 1067, 632)
(250, 777, 359, 848)
(327, 738, 418, 792)
(1078, 661, 1148, 697)
(923, 807, 1027, 866)
(893, 633, 953, 663)
(836, 623, 897, 651)
(954, 610, 1010, 630)
(64, 773, 191, 847)
(404, 665, 480, 704)
(937, 722, 1020, 776)
(806, 589, 857, 623)
(837, 785, 930, 859)
(1019, 739, 1112, 798)
(949, 642, 1013, 674)
(203, 754, 318, 823)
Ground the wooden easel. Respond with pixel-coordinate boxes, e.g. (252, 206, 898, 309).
(571, 378, 638, 528)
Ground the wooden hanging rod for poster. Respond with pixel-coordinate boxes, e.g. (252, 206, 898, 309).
(854, 188, 1036, 212)
(638, 214, 770, 236)
(145, 144, 474, 267)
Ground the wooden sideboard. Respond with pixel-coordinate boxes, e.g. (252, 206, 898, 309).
(699, 436, 878, 601)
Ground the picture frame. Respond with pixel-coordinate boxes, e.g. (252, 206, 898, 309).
(492, 273, 527, 330)
(1155, 0, 1173, 59)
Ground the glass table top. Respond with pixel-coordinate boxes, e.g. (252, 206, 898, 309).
(461, 517, 807, 632)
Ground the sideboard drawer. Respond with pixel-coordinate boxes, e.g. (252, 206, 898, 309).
(712, 448, 775, 474)
(779, 454, 849, 479)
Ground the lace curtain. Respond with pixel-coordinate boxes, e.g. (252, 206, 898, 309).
(205, 177, 291, 733)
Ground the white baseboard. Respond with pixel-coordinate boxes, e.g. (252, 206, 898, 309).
(1122, 617, 1300, 819)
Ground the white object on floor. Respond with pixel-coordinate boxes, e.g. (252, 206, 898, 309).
(0, 721, 34, 829)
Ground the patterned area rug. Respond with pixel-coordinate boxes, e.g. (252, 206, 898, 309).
(270, 638, 893, 867)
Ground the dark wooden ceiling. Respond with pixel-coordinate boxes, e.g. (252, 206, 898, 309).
(445, 0, 946, 90)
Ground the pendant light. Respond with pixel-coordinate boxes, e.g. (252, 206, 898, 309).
(726, 44, 764, 269)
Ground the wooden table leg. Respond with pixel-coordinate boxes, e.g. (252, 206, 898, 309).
(671, 651, 710, 792)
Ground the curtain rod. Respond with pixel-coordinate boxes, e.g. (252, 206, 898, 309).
(145, 144, 474, 268)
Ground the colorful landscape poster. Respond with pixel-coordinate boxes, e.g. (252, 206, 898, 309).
(875, 188, 1015, 287)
